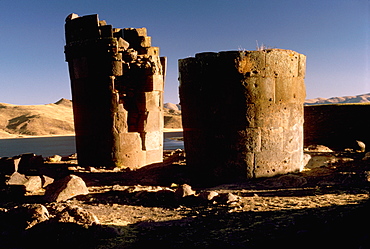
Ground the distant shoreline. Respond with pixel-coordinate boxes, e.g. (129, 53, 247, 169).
(0, 129, 183, 140)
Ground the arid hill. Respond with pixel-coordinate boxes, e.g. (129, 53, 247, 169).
(305, 93, 370, 105)
(0, 99, 182, 138)
(0, 98, 74, 138)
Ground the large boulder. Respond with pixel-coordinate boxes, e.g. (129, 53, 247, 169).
(44, 175, 89, 202)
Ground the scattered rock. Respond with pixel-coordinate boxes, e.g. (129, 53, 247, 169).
(175, 184, 196, 198)
(199, 191, 219, 201)
(53, 205, 99, 227)
(47, 155, 62, 163)
(302, 153, 311, 169)
(304, 145, 333, 152)
(24, 175, 43, 192)
(6, 171, 28, 185)
(214, 193, 239, 204)
(44, 175, 89, 202)
(305, 155, 337, 169)
(42, 175, 54, 188)
(356, 140, 366, 152)
(362, 152, 370, 160)
(6, 204, 49, 230)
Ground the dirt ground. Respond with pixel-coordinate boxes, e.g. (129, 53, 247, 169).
(2, 149, 370, 248)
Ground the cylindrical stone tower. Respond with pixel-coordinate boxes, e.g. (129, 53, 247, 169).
(64, 14, 165, 169)
(179, 49, 306, 184)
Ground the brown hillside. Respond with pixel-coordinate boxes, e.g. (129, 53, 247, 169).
(0, 99, 74, 137)
(0, 100, 182, 138)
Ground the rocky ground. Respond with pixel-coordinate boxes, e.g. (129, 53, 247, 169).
(0, 148, 370, 248)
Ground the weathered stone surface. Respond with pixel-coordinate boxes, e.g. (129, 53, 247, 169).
(179, 49, 306, 183)
(44, 175, 89, 202)
(65, 14, 164, 170)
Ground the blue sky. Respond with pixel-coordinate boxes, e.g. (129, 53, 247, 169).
(0, 0, 369, 105)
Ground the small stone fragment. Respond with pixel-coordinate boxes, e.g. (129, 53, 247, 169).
(47, 155, 62, 163)
(198, 191, 219, 201)
(214, 193, 239, 204)
(174, 184, 196, 198)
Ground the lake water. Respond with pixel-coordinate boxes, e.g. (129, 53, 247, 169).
(0, 132, 184, 157)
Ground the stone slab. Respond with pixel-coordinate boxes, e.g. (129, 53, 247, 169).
(142, 131, 163, 151)
(260, 127, 284, 152)
(144, 75, 164, 92)
(145, 149, 163, 165)
(254, 151, 294, 178)
(265, 49, 299, 78)
(243, 77, 275, 104)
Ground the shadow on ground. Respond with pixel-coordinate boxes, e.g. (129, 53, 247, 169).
(91, 199, 370, 249)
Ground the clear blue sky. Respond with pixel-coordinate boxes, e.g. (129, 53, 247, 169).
(0, 0, 369, 105)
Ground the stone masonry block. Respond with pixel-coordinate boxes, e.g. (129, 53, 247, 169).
(237, 50, 266, 77)
(294, 77, 306, 102)
(265, 49, 299, 78)
(254, 103, 283, 127)
(99, 25, 113, 38)
(283, 124, 303, 153)
(113, 107, 128, 133)
(146, 149, 163, 165)
(245, 104, 256, 127)
(124, 27, 147, 37)
(143, 111, 163, 132)
(115, 132, 146, 168)
(144, 91, 162, 112)
(260, 127, 284, 152)
(118, 132, 143, 154)
(138, 47, 160, 56)
(287, 103, 304, 127)
(71, 57, 89, 79)
(145, 75, 164, 92)
(139, 36, 151, 48)
(65, 14, 100, 43)
(243, 152, 255, 178)
(275, 77, 306, 103)
(123, 28, 149, 49)
(298, 54, 306, 77)
(112, 60, 123, 76)
(243, 77, 275, 104)
(254, 151, 293, 178)
(237, 128, 261, 152)
(275, 77, 294, 103)
(142, 131, 163, 151)
(118, 37, 130, 50)
(118, 150, 146, 169)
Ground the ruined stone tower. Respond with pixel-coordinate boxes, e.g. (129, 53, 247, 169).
(179, 49, 306, 184)
(64, 14, 166, 169)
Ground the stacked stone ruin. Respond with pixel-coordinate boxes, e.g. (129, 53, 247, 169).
(179, 49, 306, 183)
(64, 14, 166, 169)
